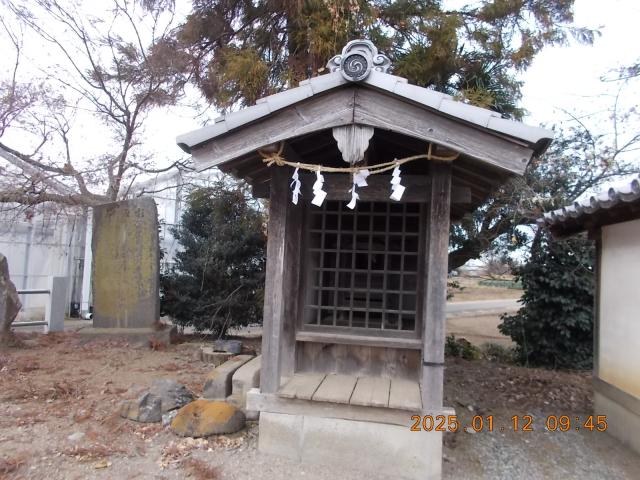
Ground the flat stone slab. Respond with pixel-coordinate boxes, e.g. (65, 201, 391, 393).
(92, 197, 160, 329)
(202, 355, 253, 400)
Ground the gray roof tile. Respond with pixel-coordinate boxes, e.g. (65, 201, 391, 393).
(176, 68, 553, 155)
(538, 176, 640, 228)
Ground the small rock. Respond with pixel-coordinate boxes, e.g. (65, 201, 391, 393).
(93, 460, 111, 469)
(120, 392, 162, 423)
(150, 379, 194, 413)
(162, 410, 178, 427)
(171, 400, 245, 437)
(67, 431, 85, 442)
(467, 405, 474, 412)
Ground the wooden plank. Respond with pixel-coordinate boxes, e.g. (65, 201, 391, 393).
(354, 88, 533, 175)
(332, 124, 374, 164)
(420, 162, 452, 412)
(191, 89, 356, 170)
(388, 378, 422, 411)
(312, 374, 358, 404)
(296, 342, 421, 379)
(350, 376, 391, 408)
(247, 391, 427, 427)
(260, 166, 303, 393)
(279, 373, 326, 400)
(295, 331, 422, 350)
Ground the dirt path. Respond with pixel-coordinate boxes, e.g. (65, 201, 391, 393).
(0, 333, 638, 480)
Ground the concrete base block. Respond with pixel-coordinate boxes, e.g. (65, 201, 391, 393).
(258, 411, 442, 480)
(594, 391, 640, 455)
(200, 347, 233, 366)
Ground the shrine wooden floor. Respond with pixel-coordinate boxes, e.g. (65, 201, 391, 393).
(278, 373, 422, 411)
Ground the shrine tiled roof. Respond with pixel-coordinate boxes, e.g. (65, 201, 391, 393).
(538, 175, 640, 236)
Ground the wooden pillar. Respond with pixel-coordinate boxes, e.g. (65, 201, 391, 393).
(421, 162, 452, 411)
(261, 166, 303, 393)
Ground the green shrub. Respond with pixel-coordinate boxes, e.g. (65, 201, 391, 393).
(160, 182, 266, 337)
(445, 335, 481, 360)
(499, 232, 594, 369)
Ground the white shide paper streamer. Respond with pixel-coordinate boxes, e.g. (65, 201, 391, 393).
(290, 167, 301, 204)
(390, 165, 405, 201)
(311, 170, 327, 207)
(347, 169, 369, 210)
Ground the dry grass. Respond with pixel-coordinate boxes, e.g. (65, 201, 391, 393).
(61, 443, 128, 460)
(183, 458, 220, 479)
(449, 276, 522, 302)
(46, 379, 85, 400)
(0, 454, 26, 477)
(0, 377, 39, 401)
(149, 337, 167, 351)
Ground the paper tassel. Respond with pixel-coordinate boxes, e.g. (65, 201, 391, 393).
(311, 170, 327, 207)
(353, 169, 370, 187)
(290, 167, 301, 205)
(390, 164, 405, 201)
(347, 186, 359, 209)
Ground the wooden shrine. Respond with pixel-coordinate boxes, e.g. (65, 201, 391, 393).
(177, 40, 553, 480)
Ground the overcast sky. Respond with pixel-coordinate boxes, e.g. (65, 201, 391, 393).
(521, 0, 640, 127)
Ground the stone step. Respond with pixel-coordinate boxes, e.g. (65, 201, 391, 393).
(202, 355, 253, 400)
(232, 355, 261, 399)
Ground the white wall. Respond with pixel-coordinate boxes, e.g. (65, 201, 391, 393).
(598, 218, 640, 398)
(0, 211, 86, 319)
(0, 169, 222, 319)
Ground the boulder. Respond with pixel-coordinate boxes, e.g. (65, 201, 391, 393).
(149, 379, 194, 412)
(171, 400, 245, 437)
(0, 254, 22, 345)
(120, 392, 162, 423)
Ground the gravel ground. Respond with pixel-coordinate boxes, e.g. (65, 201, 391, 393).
(0, 332, 639, 480)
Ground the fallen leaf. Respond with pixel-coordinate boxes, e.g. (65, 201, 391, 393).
(93, 460, 111, 469)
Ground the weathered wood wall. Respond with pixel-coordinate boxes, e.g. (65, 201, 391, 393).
(296, 342, 421, 380)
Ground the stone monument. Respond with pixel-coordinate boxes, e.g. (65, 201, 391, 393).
(91, 197, 160, 328)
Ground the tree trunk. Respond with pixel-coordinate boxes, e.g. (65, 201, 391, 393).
(0, 254, 22, 346)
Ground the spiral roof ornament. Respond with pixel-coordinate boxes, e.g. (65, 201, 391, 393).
(327, 40, 392, 82)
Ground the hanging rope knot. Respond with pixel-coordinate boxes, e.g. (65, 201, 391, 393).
(262, 154, 287, 167)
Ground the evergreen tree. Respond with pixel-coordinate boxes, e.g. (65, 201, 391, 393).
(175, 0, 596, 117)
(161, 182, 266, 336)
